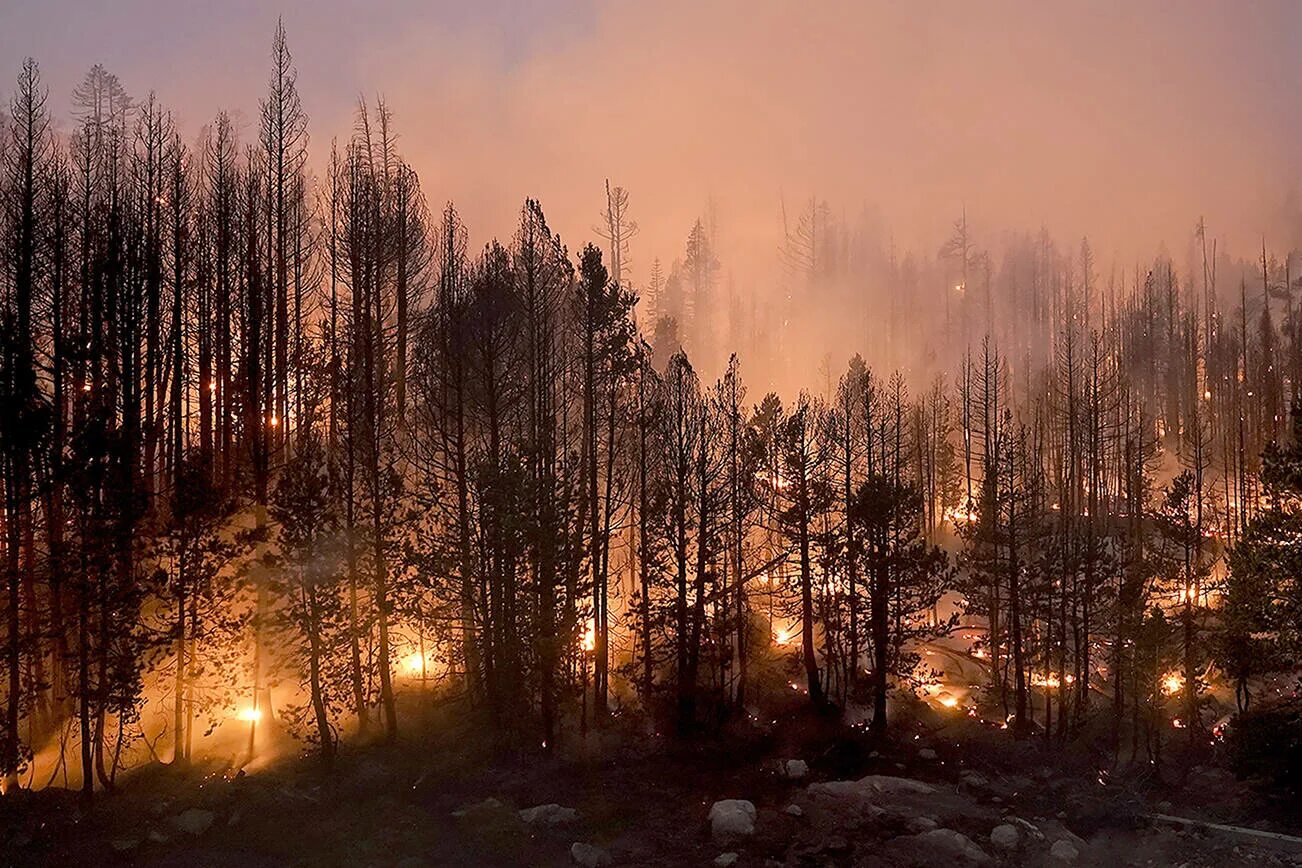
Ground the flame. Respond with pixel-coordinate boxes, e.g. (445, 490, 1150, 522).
(945, 507, 978, 525)
(939, 695, 959, 709)
(1161, 672, 1183, 695)
(774, 627, 792, 646)
(236, 707, 262, 723)
(404, 652, 427, 675)
(581, 620, 595, 652)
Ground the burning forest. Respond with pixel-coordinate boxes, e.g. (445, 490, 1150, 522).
(0, 5, 1301, 867)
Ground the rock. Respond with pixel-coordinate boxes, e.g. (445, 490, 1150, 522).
(1007, 817, 1044, 841)
(452, 796, 505, 818)
(519, 803, 579, 827)
(784, 803, 804, 817)
(109, 836, 141, 852)
(959, 771, 989, 788)
(171, 808, 215, 836)
(858, 774, 935, 795)
(822, 834, 851, 854)
(571, 842, 612, 867)
(452, 797, 521, 834)
(989, 824, 1019, 850)
(899, 828, 990, 865)
(147, 827, 171, 844)
(714, 854, 739, 867)
(783, 759, 809, 780)
(807, 780, 866, 800)
(907, 816, 939, 833)
(918, 748, 938, 761)
(709, 799, 757, 844)
(1049, 840, 1079, 863)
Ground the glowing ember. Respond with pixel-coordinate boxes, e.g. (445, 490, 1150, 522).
(1161, 672, 1183, 695)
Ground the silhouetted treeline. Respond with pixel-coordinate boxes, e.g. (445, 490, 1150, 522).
(1, 27, 1300, 800)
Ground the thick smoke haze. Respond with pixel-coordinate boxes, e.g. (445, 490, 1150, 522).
(5, 0, 1300, 381)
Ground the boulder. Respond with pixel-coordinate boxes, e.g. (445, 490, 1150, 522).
(452, 797, 521, 834)
(783, 759, 809, 780)
(858, 775, 936, 795)
(989, 824, 1019, 850)
(918, 748, 939, 761)
(709, 799, 757, 845)
(714, 854, 739, 867)
(452, 796, 505, 819)
(784, 804, 804, 817)
(906, 816, 939, 833)
(171, 808, 215, 837)
(1007, 816, 1045, 841)
(519, 803, 579, 827)
(571, 842, 612, 867)
(1049, 840, 1079, 863)
(807, 780, 865, 800)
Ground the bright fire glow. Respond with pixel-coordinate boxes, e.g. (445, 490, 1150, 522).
(945, 507, 978, 525)
(404, 652, 428, 675)
(581, 620, 595, 652)
(1161, 672, 1183, 695)
(236, 707, 262, 723)
(939, 695, 959, 709)
(774, 627, 792, 646)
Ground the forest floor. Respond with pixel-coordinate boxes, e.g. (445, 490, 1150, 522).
(1, 699, 1298, 867)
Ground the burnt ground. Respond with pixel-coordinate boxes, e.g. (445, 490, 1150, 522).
(1, 703, 1298, 867)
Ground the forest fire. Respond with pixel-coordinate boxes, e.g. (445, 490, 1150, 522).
(1, 6, 1301, 867)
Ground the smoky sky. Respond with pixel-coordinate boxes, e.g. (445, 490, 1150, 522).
(4, 0, 1301, 287)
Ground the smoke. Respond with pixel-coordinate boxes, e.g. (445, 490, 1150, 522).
(7, 0, 1301, 381)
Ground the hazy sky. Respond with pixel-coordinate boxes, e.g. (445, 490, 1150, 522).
(4, 0, 1301, 281)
